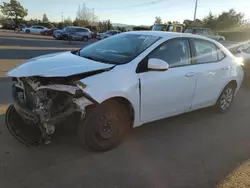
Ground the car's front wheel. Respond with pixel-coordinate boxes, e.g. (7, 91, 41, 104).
(218, 38, 224, 42)
(82, 36, 88, 41)
(78, 100, 131, 151)
(215, 84, 235, 113)
(25, 29, 30, 34)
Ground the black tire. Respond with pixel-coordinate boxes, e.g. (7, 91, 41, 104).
(63, 35, 68, 40)
(214, 84, 235, 113)
(78, 100, 131, 152)
(82, 36, 88, 41)
(25, 29, 30, 34)
(218, 38, 224, 42)
(5, 105, 42, 147)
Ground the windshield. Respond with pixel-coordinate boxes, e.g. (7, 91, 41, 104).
(245, 46, 250, 53)
(79, 33, 161, 64)
(152, 25, 167, 31)
(106, 30, 113, 34)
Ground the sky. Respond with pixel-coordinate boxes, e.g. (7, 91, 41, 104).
(2, 0, 250, 25)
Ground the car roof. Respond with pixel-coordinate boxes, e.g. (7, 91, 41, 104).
(67, 26, 89, 29)
(32, 25, 45, 27)
(187, 27, 212, 30)
(125, 31, 215, 41)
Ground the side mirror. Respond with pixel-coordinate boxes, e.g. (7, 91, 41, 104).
(148, 58, 169, 71)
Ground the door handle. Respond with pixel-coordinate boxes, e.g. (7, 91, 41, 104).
(185, 72, 197, 77)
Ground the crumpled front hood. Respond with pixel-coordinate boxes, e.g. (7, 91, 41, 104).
(8, 51, 114, 77)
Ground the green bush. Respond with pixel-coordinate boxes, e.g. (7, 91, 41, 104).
(219, 29, 250, 42)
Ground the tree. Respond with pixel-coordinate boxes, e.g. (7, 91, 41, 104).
(154, 16, 162, 24)
(0, 0, 28, 26)
(64, 17, 73, 26)
(75, 2, 98, 25)
(42, 13, 49, 22)
(202, 9, 244, 30)
(98, 20, 113, 32)
(73, 18, 89, 26)
(217, 9, 244, 29)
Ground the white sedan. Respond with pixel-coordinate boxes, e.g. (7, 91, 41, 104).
(23, 25, 48, 34)
(6, 31, 244, 151)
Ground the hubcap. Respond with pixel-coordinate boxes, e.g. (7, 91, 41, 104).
(220, 88, 234, 110)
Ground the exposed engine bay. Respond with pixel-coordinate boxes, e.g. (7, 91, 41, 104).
(7, 76, 94, 146)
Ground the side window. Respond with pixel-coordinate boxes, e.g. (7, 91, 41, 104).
(196, 29, 203, 34)
(203, 30, 209, 35)
(81, 28, 88, 32)
(193, 40, 219, 64)
(245, 47, 250, 54)
(149, 39, 191, 68)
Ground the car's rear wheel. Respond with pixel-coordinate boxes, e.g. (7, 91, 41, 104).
(215, 84, 235, 113)
(78, 100, 130, 152)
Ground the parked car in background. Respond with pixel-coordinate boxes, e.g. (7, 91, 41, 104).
(52, 29, 62, 39)
(14, 24, 27, 32)
(54, 26, 92, 41)
(184, 28, 225, 42)
(23, 25, 48, 34)
(96, 30, 121, 40)
(228, 42, 250, 79)
(152, 23, 184, 33)
(41, 28, 59, 35)
(6, 31, 244, 151)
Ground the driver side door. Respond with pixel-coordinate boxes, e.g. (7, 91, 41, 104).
(138, 39, 197, 123)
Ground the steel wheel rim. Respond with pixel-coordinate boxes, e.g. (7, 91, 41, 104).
(93, 112, 119, 147)
(220, 88, 234, 110)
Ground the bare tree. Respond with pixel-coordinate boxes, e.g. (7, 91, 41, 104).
(98, 20, 112, 32)
(76, 2, 92, 24)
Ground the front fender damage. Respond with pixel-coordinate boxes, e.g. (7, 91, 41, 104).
(6, 71, 107, 147)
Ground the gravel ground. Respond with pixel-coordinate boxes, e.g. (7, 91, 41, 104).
(218, 160, 250, 188)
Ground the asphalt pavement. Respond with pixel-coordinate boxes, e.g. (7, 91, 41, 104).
(1, 30, 250, 188)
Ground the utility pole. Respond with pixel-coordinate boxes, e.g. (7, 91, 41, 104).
(92, 8, 95, 25)
(193, 0, 198, 21)
(61, 12, 64, 23)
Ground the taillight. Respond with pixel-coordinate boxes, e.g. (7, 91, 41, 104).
(192, 32, 196, 34)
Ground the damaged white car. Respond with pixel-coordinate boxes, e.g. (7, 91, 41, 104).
(6, 31, 244, 151)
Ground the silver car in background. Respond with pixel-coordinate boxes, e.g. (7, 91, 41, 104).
(184, 28, 225, 42)
(96, 30, 122, 40)
(53, 26, 92, 41)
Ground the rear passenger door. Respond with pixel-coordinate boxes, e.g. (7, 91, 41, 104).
(190, 39, 230, 110)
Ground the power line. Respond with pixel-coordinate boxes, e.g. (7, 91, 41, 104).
(114, 0, 170, 9)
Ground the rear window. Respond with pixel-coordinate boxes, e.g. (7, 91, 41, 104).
(184, 29, 194, 33)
